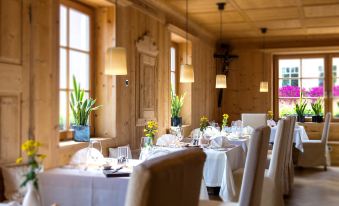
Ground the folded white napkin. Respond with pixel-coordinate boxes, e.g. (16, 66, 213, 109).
(204, 126, 221, 139)
(156, 134, 177, 146)
(69, 148, 104, 166)
(210, 136, 231, 148)
(242, 126, 254, 135)
(267, 119, 277, 127)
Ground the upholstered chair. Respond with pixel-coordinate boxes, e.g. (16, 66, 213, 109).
(241, 113, 267, 129)
(125, 149, 206, 206)
(199, 126, 270, 206)
(297, 113, 331, 170)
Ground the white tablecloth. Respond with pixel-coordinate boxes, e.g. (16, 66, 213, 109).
(141, 144, 247, 201)
(269, 125, 309, 152)
(38, 159, 141, 206)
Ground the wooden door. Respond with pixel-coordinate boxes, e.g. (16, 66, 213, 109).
(0, 0, 30, 164)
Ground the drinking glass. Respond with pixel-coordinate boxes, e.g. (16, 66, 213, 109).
(117, 146, 129, 165)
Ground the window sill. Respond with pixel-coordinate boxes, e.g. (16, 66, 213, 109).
(59, 137, 115, 149)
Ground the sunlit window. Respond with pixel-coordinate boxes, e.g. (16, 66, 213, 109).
(278, 58, 325, 117)
(59, 3, 92, 131)
(170, 47, 176, 93)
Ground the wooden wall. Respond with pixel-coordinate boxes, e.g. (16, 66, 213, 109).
(225, 37, 339, 165)
(0, 0, 30, 165)
(0, 0, 217, 167)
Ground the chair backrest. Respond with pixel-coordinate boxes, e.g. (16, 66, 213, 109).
(267, 118, 291, 185)
(238, 126, 270, 206)
(321, 113, 331, 144)
(241, 113, 267, 129)
(282, 116, 296, 195)
(125, 149, 206, 206)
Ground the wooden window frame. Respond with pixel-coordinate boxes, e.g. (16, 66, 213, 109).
(59, 0, 95, 140)
(274, 53, 339, 122)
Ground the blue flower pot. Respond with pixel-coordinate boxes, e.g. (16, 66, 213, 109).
(72, 125, 90, 142)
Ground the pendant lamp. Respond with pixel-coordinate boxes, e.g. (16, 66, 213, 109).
(180, 0, 194, 83)
(215, 2, 227, 89)
(259, 28, 268, 92)
(216, 74, 227, 88)
(105, 0, 127, 76)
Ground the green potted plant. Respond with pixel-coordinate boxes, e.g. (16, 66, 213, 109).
(311, 98, 323, 123)
(70, 76, 101, 142)
(171, 87, 185, 127)
(295, 99, 307, 122)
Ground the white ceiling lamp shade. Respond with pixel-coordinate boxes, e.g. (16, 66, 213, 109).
(105, 47, 127, 75)
(259, 81, 268, 92)
(216, 74, 227, 88)
(180, 0, 194, 83)
(180, 64, 194, 83)
(259, 27, 268, 93)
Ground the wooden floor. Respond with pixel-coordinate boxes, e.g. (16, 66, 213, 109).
(209, 167, 339, 205)
(285, 167, 339, 206)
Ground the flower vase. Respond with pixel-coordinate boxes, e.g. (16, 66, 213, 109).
(198, 131, 206, 145)
(23, 182, 41, 206)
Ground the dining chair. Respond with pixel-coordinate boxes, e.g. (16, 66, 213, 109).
(241, 113, 267, 129)
(296, 113, 331, 170)
(233, 118, 291, 206)
(266, 116, 296, 196)
(199, 126, 270, 206)
(125, 149, 206, 206)
(282, 116, 296, 196)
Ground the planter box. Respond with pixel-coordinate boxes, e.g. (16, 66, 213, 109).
(71, 125, 90, 142)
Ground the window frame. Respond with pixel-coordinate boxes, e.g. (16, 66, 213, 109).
(273, 53, 339, 121)
(59, 0, 95, 140)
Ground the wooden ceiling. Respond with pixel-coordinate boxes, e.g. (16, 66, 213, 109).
(163, 0, 339, 40)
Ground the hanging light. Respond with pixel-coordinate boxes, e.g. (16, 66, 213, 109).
(105, 47, 127, 75)
(259, 81, 268, 92)
(216, 74, 227, 88)
(180, 64, 194, 83)
(215, 2, 227, 89)
(180, 0, 194, 83)
(259, 27, 268, 92)
(105, 0, 127, 76)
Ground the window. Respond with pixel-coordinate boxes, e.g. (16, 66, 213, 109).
(277, 56, 325, 117)
(170, 47, 176, 93)
(59, 1, 93, 132)
(275, 54, 339, 120)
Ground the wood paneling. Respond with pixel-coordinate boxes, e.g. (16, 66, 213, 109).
(0, 0, 28, 167)
(0, 95, 20, 164)
(94, 7, 117, 138)
(164, 0, 339, 39)
(0, 0, 22, 64)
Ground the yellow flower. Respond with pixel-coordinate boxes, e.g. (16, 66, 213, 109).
(16, 157, 23, 164)
(223, 114, 229, 119)
(37, 154, 47, 161)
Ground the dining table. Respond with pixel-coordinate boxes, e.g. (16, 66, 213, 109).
(38, 159, 140, 206)
(269, 124, 309, 152)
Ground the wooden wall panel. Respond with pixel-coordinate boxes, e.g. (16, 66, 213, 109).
(0, 95, 20, 164)
(94, 7, 117, 138)
(0, 0, 27, 167)
(0, 0, 22, 64)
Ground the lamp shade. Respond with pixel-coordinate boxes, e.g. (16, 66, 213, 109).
(180, 64, 194, 83)
(216, 74, 227, 88)
(105, 47, 127, 75)
(259, 81, 268, 92)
